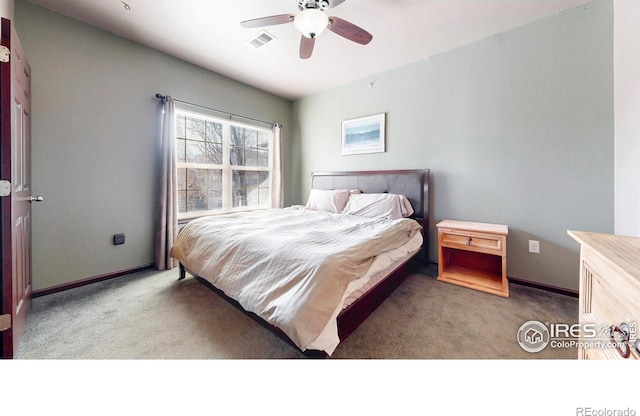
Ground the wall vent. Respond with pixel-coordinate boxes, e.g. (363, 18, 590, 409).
(247, 31, 276, 49)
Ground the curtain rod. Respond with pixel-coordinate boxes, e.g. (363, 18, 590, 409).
(155, 93, 280, 128)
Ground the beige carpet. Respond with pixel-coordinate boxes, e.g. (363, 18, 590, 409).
(15, 265, 579, 359)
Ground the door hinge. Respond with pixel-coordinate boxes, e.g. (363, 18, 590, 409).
(0, 45, 9, 63)
(0, 180, 10, 197)
(0, 314, 11, 332)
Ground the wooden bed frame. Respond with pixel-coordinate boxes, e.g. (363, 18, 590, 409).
(178, 169, 430, 357)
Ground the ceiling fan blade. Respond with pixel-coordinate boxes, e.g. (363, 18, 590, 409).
(299, 35, 315, 59)
(327, 16, 372, 45)
(330, 0, 346, 7)
(240, 14, 294, 28)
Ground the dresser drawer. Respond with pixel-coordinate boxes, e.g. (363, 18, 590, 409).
(439, 229, 504, 256)
(580, 312, 638, 360)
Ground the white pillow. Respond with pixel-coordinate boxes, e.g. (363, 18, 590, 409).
(305, 189, 350, 213)
(342, 193, 414, 220)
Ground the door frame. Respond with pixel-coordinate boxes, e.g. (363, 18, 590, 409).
(0, 16, 32, 359)
(0, 16, 13, 358)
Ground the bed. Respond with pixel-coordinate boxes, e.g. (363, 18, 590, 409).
(170, 169, 430, 357)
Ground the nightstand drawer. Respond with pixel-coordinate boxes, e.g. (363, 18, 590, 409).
(440, 230, 504, 255)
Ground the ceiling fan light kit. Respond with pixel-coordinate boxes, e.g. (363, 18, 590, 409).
(240, 0, 371, 59)
(294, 9, 329, 38)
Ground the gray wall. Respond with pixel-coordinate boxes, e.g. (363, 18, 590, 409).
(15, 2, 292, 291)
(292, 0, 614, 291)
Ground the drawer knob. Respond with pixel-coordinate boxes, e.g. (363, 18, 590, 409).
(466, 237, 472, 246)
(609, 323, 631, 359)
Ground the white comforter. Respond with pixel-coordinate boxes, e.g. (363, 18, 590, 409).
(170, 207, 422, 354)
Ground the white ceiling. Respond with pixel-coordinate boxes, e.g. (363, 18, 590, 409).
(28, 0, 592, 100)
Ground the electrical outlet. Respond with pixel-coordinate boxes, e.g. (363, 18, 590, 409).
(113, 233, 125, 245)
(529, 240, 540, 254)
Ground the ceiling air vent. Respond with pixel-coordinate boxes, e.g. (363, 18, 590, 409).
(247, 31, 276, 49)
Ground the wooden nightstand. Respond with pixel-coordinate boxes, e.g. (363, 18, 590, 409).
(436, 219, 509, 298)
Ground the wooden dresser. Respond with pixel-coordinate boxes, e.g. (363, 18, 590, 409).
(568, 230, 640, 360)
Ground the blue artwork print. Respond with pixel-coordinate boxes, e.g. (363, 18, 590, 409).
(344, 121, 380, 150)
(342, 114, 385, 155)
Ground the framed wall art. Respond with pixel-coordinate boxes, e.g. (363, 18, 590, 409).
(341, 113, 385, 155)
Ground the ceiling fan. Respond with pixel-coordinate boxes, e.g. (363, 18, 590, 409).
(240, 0, 373, 59)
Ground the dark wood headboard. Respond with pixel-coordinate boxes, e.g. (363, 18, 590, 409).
(310, 169, 430, 258)
(310, 169, 429, 218)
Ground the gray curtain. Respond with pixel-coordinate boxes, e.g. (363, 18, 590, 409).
(270, 124, 284, 208)
(155, 96, 177, 270)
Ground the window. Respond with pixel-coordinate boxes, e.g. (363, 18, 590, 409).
(175, 109, 273, 219)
